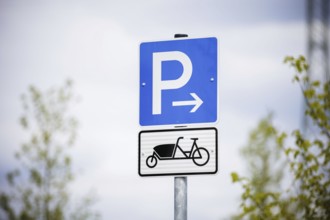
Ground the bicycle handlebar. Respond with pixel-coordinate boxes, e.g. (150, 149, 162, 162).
(175, 137, 184, 146)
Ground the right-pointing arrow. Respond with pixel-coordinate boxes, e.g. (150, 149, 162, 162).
(172, 93, 203, 113)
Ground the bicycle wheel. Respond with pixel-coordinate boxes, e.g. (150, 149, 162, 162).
(192, 147, 210, 166)
(146, 155, 157, 168)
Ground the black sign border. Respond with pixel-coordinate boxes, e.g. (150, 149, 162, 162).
(138, 127, 218, 177)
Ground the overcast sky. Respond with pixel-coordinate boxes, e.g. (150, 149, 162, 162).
(0, 0, 307, 219)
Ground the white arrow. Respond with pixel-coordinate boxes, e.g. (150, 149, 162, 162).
(172, 93, 203, 113)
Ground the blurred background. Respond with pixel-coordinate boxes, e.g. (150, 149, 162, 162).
(0, 0, 328, 219)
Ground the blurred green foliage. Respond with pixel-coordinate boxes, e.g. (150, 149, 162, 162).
(231, 56, 330, 219)
(0, 80, 99, 220)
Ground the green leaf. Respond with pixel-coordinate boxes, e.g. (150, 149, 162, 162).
(284, 148, 292, 156)
(20, 116, 28, 129)
(296, 60, 303, 73)
(231, 172, 240, 183)
(311, 81, 320, 87)
(283, 56, 294, 64)
(277, 132, 287, 147)
(243, 205, 256, 213)
(30, 169, 42, 186)
(313, 139, 324, 149)
(64, 156, 71, 166)
(304, 89, 315, 99)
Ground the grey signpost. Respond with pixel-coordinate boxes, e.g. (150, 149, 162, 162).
(174, 174, 187, 220)
(174, 33, 188, 220)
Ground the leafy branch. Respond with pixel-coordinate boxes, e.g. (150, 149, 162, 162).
(231, 56, 330, 220)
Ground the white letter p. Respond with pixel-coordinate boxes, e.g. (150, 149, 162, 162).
(152, 51, 192, 115)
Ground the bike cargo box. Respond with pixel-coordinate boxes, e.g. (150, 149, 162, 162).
(154, 144, 175, 158)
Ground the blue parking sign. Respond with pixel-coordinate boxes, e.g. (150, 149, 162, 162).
(140, 37, 218, 126)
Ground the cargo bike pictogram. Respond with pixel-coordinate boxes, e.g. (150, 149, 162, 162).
(146, 137, 210, 168)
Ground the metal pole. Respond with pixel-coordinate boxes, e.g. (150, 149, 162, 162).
(174, 33, 188, 220)
(174, 177, 187, 220)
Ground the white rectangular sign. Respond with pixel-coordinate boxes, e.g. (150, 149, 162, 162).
(138, 127, 218, 176)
